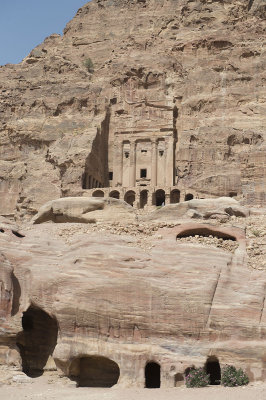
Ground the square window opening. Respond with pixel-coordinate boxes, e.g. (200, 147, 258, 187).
(140, 169, 147, 178)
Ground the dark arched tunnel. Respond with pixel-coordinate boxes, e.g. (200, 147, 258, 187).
(16, 305, 58, 377)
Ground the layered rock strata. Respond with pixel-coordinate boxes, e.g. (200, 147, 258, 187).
(0, 203, 266, 386)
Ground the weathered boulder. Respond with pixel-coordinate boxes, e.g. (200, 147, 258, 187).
(31, 197, 136, 224)
(146, 197, 250, 222)
(0, 216, 25, 238)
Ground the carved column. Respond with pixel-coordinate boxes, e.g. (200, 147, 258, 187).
(129, 140, 136, 187)
(113, 139, 123, 187)
(151, 139, 157, 187)
(165, 137, 174, 186)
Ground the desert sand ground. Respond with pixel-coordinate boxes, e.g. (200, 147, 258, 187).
(1, 373, 266, 400)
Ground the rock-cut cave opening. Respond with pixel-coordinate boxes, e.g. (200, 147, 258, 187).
(205, 356, 221, 385)
(154, 190, 165, 207)
(145, 361, 161, 388)
(176, 227, 236, 241)
(185, 193, 194, 201)
(174, 372, 184, 387)
(69, 355, 120, 387)
(16, 305, 58, 377)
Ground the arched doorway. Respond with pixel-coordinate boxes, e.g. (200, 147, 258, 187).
(174, 373, 184, 387)
(205, 356, 221, 385)
(170, 189, 180, 204)
(154, 190, 165, 206)
(109, 190, 120, 199)
(92, 190, 104, 197)
(185, 193, 194, 201)
(124, 191, 136, 207)
(69, 356, 120, 387)
(16, 305, 58, 377)
(145, 362, 161, 388)
(140, 190, 148, 209)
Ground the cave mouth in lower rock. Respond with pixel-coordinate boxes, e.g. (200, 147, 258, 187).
(176, 227, 236, 241)
(145, 361, 161, 388)
(16, 305, 58, 378)
(205, 356, 221, 385)
(69, 355, 120, 387)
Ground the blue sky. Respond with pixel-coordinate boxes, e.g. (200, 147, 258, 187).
(0, 0, 89, 66)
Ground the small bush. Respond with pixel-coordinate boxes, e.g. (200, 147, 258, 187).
(251, 229, 260, 237)
(221, 365, 249, 387)
(185, 367, 210, 388)
(83, 58, 94, 73)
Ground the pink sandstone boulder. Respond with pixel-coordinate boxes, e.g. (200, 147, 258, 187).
(146, 197, 250, 221)
(31, 197, 136, 224)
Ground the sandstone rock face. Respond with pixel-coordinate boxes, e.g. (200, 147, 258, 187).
(0, 0, 265, 219)
(31, 197, 135, 224)
(0, 210, 265, 387)
(0, 0, 265, 391)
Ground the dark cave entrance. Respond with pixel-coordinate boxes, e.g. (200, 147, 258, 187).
(109, 190, 120, 199)
(140, 190, 148, 209)
(145, 361, 161, 388)
(69, 356, 120, 387)
(124, 190, 136, 207)
(92, 190, 104, 197)
(154, 190, 165, 207)
(174, 373, 184, 387)
(170, 189, 180, 204)
(176, 227, 236, 241)
(16, 305, 58, 377)
(185, 193, 194, 201)
(205, 356, 221, 385)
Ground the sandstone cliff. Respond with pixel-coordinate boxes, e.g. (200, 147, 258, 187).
(0, 203, 265, 386)
(0, 0, 265, 219)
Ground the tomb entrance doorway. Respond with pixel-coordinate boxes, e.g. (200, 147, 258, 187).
(154, 190, 165, 206)
(69, 356, 120, 387)
(145, 361, 161, 388)
(124, 190, 136, 206)
(16, 305, 58, 377)
(205, 356, 221, 385)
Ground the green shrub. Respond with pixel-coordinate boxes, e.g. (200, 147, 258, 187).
(185, 367, 210, 388)
(221, 365, 249, 387)
(251, 229, 260, 237)
(83, 58, 94, 73)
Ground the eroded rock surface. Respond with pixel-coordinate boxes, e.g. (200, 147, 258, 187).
(32, 197, 135, 224)
(145, 197, 250, 221)
(0, 207, 265, 386)
(0, 0, 265, 391)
